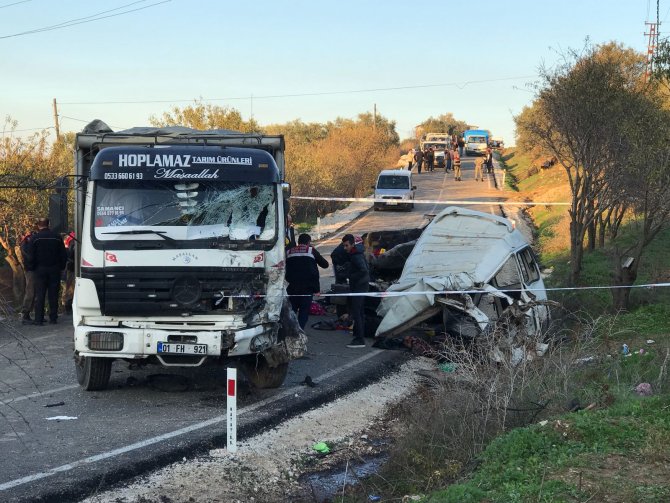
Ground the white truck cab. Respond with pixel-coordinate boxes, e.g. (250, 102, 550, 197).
(72, 123, 304, 391)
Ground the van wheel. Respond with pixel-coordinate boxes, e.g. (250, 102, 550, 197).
(75, 355, 112, 391)
(241, 356, 289, 389)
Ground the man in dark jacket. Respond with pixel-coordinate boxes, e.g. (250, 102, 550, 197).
(28, 218, 67, 325)
(341, 233, 370, 348)
(413, 148, 424, 174)
(285, 233, 329, 329)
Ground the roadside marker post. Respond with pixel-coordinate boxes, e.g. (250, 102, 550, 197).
(227, 368, 237, 453)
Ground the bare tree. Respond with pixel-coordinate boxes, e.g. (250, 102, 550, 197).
(607, 94, 670, 310)
(515, 43, 645, 285)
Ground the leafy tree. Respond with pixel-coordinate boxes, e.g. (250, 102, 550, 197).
(416, 113, 469, 140)
(265, 115, 399, 222)
(0, 118, 73, 301)
(149, 100, 261, 132)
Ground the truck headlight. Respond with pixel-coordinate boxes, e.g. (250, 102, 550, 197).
(88, 332, 124, 351)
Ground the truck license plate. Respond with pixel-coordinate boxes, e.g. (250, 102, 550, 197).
(157, 342, 207, 355)
(386, 200, 397, 205)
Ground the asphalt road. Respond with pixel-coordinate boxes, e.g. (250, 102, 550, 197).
(0, 155, 505, 503)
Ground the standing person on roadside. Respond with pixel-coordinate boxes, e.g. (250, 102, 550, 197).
(474, 156, 484, 181)
(28, 218, 67, 325)
(445, 147, 452, 172)
(407, 148, 414, 171)
(485, 146, 494, 173)
(285, 233, 329, 329)
(425, 147, 435, 173)
(19, 223, 38, 324)
(61, 231, 76, 314)
(341, 234, 369, 348)
(414, 148, 423, 174)
(452, 146, 462, 181)
(458, 136, 465, 158)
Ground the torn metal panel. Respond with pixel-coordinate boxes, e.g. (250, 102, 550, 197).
(375, 206, 550, 341)
(262, 300, 307, 366)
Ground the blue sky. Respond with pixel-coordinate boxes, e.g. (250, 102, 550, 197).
(0, 0, 656, 145)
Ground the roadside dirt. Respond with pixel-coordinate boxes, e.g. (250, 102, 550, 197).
(82, 357, 434, 503)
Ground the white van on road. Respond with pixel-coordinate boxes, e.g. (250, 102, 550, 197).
(373, 170, 416, 211)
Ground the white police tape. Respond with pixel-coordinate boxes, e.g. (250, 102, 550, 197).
(230, 282, 670, 300)
(290, 196, 571, 207)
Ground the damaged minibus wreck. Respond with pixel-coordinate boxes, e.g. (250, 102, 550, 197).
(370, 207, 554, 360)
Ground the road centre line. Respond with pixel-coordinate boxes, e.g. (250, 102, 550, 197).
(0, 350, 383, 492)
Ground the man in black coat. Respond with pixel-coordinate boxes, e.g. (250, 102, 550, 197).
(285, 233, 329, 329)
(341, 233, 370, 348)
(28, 218, 67, 325)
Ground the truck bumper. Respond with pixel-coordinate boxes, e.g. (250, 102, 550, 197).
(74, 323, 274, 363)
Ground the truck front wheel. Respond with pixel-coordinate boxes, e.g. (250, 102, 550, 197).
(75, 355, 112, 391)
(241, 356, 289, 389)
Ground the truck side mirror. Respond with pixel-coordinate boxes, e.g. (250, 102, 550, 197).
(412, 186, 417, 190)
(281, 182, 291, 199)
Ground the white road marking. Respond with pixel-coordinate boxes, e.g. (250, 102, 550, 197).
(0, 350, 383, 492)
(0, 384, 80, 406)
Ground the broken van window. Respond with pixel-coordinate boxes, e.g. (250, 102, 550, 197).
(491, 256, 522, 298)
(93, 181, 277, 243)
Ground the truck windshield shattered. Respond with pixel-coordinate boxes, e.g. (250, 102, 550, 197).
(93, 181, 277, 245)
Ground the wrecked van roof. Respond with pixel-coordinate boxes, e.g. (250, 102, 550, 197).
(400, 206, 527, 283)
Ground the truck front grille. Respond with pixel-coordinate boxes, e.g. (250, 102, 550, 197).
(82, 266, 266, 316)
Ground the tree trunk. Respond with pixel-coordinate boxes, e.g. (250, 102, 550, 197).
(587, 218, 596, 251)
(5, 254, 25, 304)
(569, 220, 584, 286)
(598, 217, 607, 248)
(612, 262, 637, 312)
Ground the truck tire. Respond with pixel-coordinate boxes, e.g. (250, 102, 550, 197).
(75, 355, 112, 391)
(241, 356, 289, 389)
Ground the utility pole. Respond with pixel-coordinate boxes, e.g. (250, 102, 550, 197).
(373, 103, 377, 130)
(52, 98, 61, 140)
(645, 0, 661, 82)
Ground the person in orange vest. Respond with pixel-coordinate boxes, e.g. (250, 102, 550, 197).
(285, 233, 329, 329)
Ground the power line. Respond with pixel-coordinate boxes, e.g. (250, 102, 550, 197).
(27, 0, 152, 33)
(0, 0, 30, 9)
(0, 0, 170, 40)
(60, 114, 128, 131)
(2, 126, 54, 133)
(59, 75, 538, 106)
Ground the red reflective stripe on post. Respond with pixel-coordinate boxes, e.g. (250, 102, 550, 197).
(227, 379, 236, 397)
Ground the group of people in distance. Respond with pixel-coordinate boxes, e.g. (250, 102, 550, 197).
(408, 142, 493, 182)
(285, 231, 370, 349)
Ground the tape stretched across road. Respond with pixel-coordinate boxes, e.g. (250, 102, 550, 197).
(290, 196, 571, 206)
(222, 282, 670, 300)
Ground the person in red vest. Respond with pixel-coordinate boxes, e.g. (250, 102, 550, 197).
(61, 231, 76, 313)
(285, 233, 329, 329)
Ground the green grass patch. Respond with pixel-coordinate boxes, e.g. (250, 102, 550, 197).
(428, 397, 670, 502)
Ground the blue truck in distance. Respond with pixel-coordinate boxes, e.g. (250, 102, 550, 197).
(463, 129, 490, 156)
